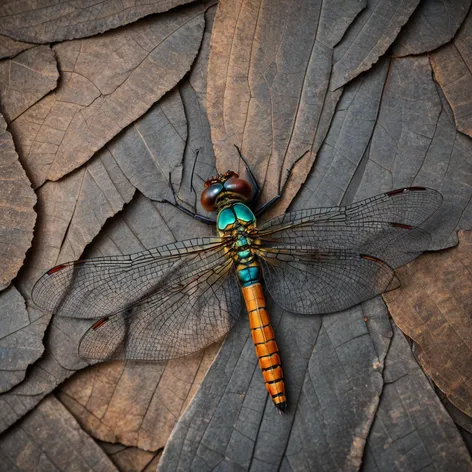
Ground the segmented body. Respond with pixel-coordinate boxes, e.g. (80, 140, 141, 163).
(217, 202, 287, 410)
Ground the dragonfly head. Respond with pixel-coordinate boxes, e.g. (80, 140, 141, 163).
(201, 171, 253, 211)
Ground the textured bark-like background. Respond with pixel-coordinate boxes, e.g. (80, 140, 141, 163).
(0, 0, 472, 470)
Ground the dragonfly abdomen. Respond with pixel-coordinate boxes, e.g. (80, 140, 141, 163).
(241, 282, 287, 411)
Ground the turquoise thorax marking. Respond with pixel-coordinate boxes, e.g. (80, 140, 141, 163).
(237, 265, 260, 286)
(216, 203, 259, 287)
(217, 203, 256, 232)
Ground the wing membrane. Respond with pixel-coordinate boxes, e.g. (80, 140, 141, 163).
(79, 253, 241, 361)
(256, 188, 442, 314)
(32, 237, 224, 319)
(259, 248, 394, 314)
(258, 187, 442, 268)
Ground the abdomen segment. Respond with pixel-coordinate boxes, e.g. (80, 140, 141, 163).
(241, 282, 287, 410)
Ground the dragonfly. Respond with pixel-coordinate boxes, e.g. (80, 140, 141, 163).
(32, 150, 442, 411)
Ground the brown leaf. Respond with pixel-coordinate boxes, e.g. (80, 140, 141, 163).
(9, 3, 207, 188)
(177, 6, 218, 219)
(99, 442, 161, 472)
(430, 9, 472, 138)
(16, 150, 135, 299)
(0, 395, 118, 471)
(0, 45, 59, 122)
(331, 0, 420, 90)
(0, 34, 34, 60)
(207, 0, 364, 213)
(1, 145, 134, 393)
(0, 114, 36, 291)
(0, 287, 46, 393)
(0, 0, 198, 43)
(108, 88, 187, 202)
(58, 343, 222, 451)
(363, 324, 472, 471)
(392, 0, 471, 56)
(383, 230, 472, 417)
(294, 55, 472, 250)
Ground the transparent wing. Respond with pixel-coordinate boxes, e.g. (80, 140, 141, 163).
(32, 237, 224, 319)
(259, 248, 395, 314)
(79, 251, 242, 361)
(258, 187, 442, 268)
(255, 187, 442, 314)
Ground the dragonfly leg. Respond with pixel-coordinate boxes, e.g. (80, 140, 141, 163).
(234, 145, 262, 205)
(255, 149, 310, 217)
(164, 172, 216, 225)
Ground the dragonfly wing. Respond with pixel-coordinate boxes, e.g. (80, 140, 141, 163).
(32, 237, 225, 319)
(255, 187, 442, 314)
(79, 251, 242, 361)
(258, 187, 442, 269)
(259, 248, 395, 315)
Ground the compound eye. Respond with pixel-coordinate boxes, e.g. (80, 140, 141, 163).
(224, 177, 253, 201)
(201, 183, 223, 211)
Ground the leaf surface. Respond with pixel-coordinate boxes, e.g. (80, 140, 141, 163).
(392, 0, 471, 56)
(430, 8, 472, 138)
(0, 114, 36, 291)
(331, 0, 420, 90)
(0, 0, 198, 43)
(9, 4, 206, 188)
(0, 45, 59, 122)
(0, 395, 118, 471)
(207, 0, 365, 213)
(384, 231, 472, 417)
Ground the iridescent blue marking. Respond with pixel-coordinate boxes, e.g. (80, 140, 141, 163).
(217, 207, 235, 231)
(235, 237, 248, 247)
(238, 249, 251, 259)
(237, 266, 260, 286)
(233, 203, 255, 223)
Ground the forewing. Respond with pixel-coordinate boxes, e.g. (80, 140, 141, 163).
(259, 248, 395, 315)
(258, 187, 442, 268)
(32, 237, 224, 319)
(79, 254, 242, 361)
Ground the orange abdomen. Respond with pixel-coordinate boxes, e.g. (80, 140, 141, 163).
(241, 283, 287, 410)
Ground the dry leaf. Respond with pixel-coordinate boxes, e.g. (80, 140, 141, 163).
(392, 0, 471, 56)
(331, 0, 420, 90)
(99, 442, 161, 472)
(58, 343, 221, 451)
(363, 325, 472, 471)
(16, 150, 135, 299)
(159, 299, 378, 470)
(384, 231, 472, 417)
(207, 0, 365, 213)
(108, 88, 186, 202)
(0, 114, 36, 291)
(9, 3, 207, 188)
(0, 45, 59, 122)
(0, 0, 198, 43)
(430, 8, 472, 138)
(293, 55, 472, 250)
(0, 287, 46, 393)
(0, 34, 33, 60)
(0, 146, 135, 394)
(0, 395, 118, 471)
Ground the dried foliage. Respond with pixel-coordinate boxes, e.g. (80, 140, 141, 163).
(9, 4, 206, 188)
(430, 8, 472, 138)
(384, 231, 472, 417)
(1, 0, 472, 470)
(0, 0, 198, 43)
(0, 115, 36, 291)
